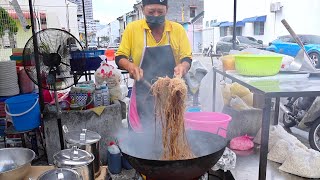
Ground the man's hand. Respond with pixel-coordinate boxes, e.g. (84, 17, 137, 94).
(128, 62, 143, 81)
(174, 62, 190, 78)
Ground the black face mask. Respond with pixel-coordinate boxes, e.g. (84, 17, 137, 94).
(146, 15, 165, 29)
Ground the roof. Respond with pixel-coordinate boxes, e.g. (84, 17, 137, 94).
(6, 9, 46, 20)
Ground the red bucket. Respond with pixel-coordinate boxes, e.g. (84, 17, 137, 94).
(184, 112, 232, 138)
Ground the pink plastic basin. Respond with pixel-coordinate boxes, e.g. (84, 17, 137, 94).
(184, 112, 232, 138)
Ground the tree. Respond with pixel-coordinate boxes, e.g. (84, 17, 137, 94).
(0, 7, 18, 48)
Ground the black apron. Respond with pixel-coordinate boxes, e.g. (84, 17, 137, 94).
(128, 30, 176, 131)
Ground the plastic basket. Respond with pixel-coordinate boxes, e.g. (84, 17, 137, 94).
(184, 112, 232, 138)
(70, 50, 105, 59)
(234, 54, 283, 76)
(70, 50, 105, 71)
(69, 93, 88, 107)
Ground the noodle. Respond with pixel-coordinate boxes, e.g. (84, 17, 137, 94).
(151, 77, 195, 160)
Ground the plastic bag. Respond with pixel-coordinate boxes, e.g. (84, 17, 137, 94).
(229, 96, 251, 111)
(221, 83, 231, 105)
(94, 60, 121, 87)
(212, 147, 236, 172)
(199, 69, 224, 112)
(267, 139, 298, 164)
(279, 148, 320, 178)
(185, 60, 208, 94)
(95, 60, 123, 100)
(230, 82, 251, 98)
(254, 125, 308, 152)
(230, 135, 254, 151)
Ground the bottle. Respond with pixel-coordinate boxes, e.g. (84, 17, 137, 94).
(94, 86, 103, 107)
(101, 85, 110, 106)
(107, 142, 122, 174)
(86, 92, 94, 110)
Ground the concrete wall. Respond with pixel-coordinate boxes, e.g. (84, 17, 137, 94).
(204, 0, 320, 49)
(167, 0, 204, 24)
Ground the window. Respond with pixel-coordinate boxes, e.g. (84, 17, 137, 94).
(254, 22, 264, 35)
(230, 27, 242, 36)
(190, 7, 196, 18)
(206, 21, 209, 27)
(40, 17, 47, 29)
(220, 27, 228, 37)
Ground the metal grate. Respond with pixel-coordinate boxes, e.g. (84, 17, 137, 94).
(0, 4, 46, 61)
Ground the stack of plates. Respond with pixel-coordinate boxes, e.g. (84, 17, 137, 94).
(0, 61, 20, 96)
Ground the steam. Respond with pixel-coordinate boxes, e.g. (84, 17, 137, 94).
(116, 122, 227, 160)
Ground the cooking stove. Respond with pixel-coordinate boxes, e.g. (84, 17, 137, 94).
(132, 169, 235, 180)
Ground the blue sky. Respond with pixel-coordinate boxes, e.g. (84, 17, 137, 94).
(93, 0, 136, 24)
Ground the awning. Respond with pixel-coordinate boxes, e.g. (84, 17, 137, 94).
(242, 15, 267, 23)
(7, 10, 46, 20)
(210, 22, 221, 27)
(219, 21, 245, 27)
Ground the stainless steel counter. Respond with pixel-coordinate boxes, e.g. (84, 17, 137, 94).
(230, 148, 307, 180)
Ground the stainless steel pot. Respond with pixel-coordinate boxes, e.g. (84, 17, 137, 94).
(53, 146, 95, 180)
(38, 168, 81, 180)
(0, 148, 35, 180)
(64, 128, 101, 177)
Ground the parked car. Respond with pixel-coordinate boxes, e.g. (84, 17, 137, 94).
(216, 36, 265, 54)
(107, 44, 119, 52)
(266, 35, 320, 66)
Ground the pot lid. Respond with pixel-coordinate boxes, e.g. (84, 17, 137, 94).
(65, 129, 101, 145)
(38, 168, 80, 180)
(53, 146, 94, 167)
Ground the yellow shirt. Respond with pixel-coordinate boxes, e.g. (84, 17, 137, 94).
(115, 19, 192, 66)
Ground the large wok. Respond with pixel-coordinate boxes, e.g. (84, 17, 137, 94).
(119, 130, 227, 180)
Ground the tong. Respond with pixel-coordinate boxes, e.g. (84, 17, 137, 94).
(138, 79, 152, 89)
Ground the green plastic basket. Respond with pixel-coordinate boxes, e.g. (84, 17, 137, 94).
(234, 54, 283, 76)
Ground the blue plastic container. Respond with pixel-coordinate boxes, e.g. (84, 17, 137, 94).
(121, 155, 133, 170)
(127, 87, 133, 98)
(70, 50, 105, 71)
(187, 106, 201, 112)
(5, 94, 40, 132)
(107, 145, 122, 174)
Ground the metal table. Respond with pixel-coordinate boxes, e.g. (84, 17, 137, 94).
(212, 68, 320, 180)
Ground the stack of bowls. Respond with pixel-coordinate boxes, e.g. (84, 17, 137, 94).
(0, 61, 20, 96)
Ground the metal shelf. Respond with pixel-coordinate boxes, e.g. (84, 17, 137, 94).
(231, 147, 307, 180)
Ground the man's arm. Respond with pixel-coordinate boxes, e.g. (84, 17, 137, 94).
(174, 26, 193, 77)
(115, 25, 143, 80)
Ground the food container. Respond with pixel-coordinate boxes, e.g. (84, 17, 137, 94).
(221, 55, 235, 71)
(53, 146, 95, 180)
(38, 168, 81, 180)
(0, 148, 35, 180)
(64, 129, 101, 177)
(234, 54, 283, 76)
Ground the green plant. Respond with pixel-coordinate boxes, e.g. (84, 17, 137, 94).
(0, 7, 18, 37)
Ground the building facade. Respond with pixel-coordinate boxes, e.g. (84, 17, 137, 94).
(117, 0, 204, 52)
(68, 0, 93, 21)
(203, 0, 320, 51)
(0, 0, 79, 60)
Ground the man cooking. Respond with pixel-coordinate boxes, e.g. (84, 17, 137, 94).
(115, 0, 192, 131)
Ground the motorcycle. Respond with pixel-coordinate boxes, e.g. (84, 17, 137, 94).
(280, 96, 320, 151)
(203, 43, 214, 57)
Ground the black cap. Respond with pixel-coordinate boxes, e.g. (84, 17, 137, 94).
(142, 0, 168, 6)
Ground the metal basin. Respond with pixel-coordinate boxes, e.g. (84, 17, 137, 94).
(0, 148, 35, 180)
